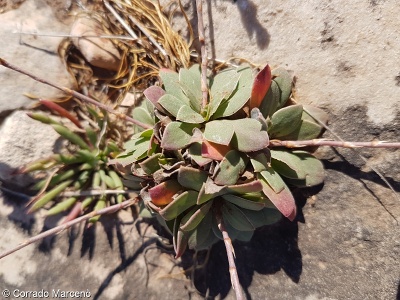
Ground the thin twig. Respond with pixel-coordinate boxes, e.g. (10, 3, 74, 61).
(128, 15, 168, 57)
(103, 0, 139, 39)
(0, 198, 138, 260)
(217, 215, 245, 300)
(269, 139, 400, 148)
(196, 0, 209, 109)
(16, 32, 137, 40)
(0, 58, 152, 130)
(303, 107, 400, 224)
(60, 189, 137, 197)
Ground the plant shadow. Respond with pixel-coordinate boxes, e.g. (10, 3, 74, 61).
(188, 0, 270, 64)
(234, 0, 270, 49)
(190, 218, 302, 299)
(180, 188, 312, 299)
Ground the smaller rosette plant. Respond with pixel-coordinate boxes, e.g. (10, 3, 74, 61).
(112, 64, 328, 257)
(20, 100, 126, 223)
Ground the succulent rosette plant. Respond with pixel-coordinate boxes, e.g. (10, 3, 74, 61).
(20, 101, 125, 223)
(111, 63, 328, 257)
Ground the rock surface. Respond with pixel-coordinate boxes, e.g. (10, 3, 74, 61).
(70, 16, 122, 71)
(0, 0, 72, 115)
(0, 110, 61, 186)
(0, 1, 399, 300)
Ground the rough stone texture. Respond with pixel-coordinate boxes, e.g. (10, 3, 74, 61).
(0, 1, 399, 300)
(0, 0, 72, 115)
(70, 16, 122, 72)
(0, 110, 61, 186)
(187, 0, 400, 125)
(0, 202, 203, 300)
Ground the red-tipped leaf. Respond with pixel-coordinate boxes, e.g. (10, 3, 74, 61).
(250, 65, 272, 110)
(149, 180, 182, 206)
(40, 99, 83, 128)
(201, 140, 231, 161)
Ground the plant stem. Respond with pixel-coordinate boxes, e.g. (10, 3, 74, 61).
(196, 0, 209, 109)
(0, 58, 152, 130)
(217, 215, 245, 300)
(269, 139, 400, 149)
(0, 198, 138, 260)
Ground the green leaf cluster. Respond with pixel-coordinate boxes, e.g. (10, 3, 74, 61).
(24, 105, 127, 221)
(114, 64, 327, 257)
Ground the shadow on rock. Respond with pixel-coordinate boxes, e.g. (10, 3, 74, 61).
(190, 219, 302, 299)
(0, 162, 36, 234)
(235, 0, 270, 49)
(185, 189, 313, 299)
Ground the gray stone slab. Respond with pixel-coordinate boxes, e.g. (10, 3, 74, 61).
(0, 0, 72, 114)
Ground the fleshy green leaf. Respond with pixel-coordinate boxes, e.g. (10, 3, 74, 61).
(180, 200, 214, 232)
(188, 142, 212, 166)
(271, 150, 307, 180)
(209, 69, 241, 117)
(222, 194, 265, 211)
(161, 122, 198, 150)
(159, 69, 187, 103)
(138, 153, 162, 175)
(226, 180, 263, 194)
(158, 94, 191, 118)
(159, 190, 199, 220)
(197, 177, 227, 205)
(222, 202, 255, 231)
(214, 150, 247, 185)
(173, 219, 189, 258)
(283, 151, 325, 187)
(250, 152, 271, 172)
(132, 100, 156, 126)
(176, 105, 205, 123)
(203, 120, 235, 146)
(241, 207, 282, 227)
(268, 104, 303, 138)
(279, 120, 323, 140)
(205, 119, 269, 152)
(212, 66, 253, 119)
(281, 106, 329, 140)
(177, 166, 208, 191)
(187, 211, 213, 250)
(259, 167, 285, 194)
(113, 135, 151, 166)
(272, 67, 292, 108)
(259, 80, 281, 118)
(231, 118, 269, 152)
(179, 68, 202, 112)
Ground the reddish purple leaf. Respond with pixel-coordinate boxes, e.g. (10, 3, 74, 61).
(40, 99, 83, 128)
(250, 65, 272, 110)
(261, 181, 297, 221)
(201, 140, 231, 161)
(149, 180, 182, 206)
(143, 86, 165, 110)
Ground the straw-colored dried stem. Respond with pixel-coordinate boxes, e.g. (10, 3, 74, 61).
(269, 139, 400, 148)
(196, 0, 209, 109)
(103, 0, 139, 39)
(0, 58, 152, 130)
(0, 198, 138, 260)
(128, 15, 168, 58)
(217, 215, 245, 300)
